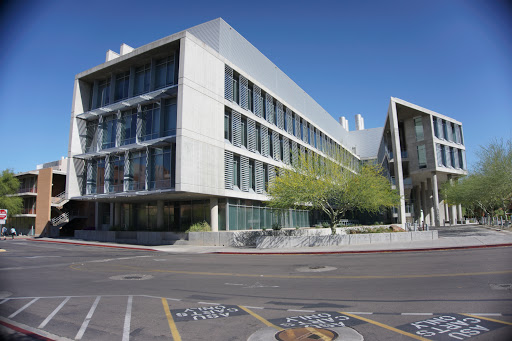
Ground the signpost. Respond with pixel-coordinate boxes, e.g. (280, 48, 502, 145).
(0, 209, 7, 225)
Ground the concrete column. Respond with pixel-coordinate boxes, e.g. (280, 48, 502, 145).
(450, 205, 457, 225)
(426, 178, 435, 226)
(415, 185, 422, 223)
(157, 200, 164, 230)
(210, 198, 219, 232)
(444, 203, 450, 225)
(95, 202, 100, 230)
(457, 204, 463, 223)
(420, 182, 428, 225)
(114, 202, 121, 227)
(109, 203, 114, 228)
(431, 173, 441, 227)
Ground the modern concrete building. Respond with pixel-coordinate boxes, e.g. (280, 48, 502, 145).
(66, 18, 466, 232)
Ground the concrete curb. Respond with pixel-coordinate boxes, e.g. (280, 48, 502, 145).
(29, 238, 158, 252)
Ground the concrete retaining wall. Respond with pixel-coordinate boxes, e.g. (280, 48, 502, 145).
(255, 231, 438, 249)
(74, 230, 187, 245)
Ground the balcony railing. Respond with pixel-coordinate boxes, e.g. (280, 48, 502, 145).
(18, 187, 37, 194)
(20, 208, 36, 214)
(149, 179, 172, 190)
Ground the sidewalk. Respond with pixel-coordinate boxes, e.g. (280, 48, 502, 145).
(22, 225, 512, 255)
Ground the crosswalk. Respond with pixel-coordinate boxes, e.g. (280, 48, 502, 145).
(0, 295, 511, 340)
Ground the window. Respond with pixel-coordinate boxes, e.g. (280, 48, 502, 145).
(109, 155, 124, 192)
(233, 155, 240, 188)
(96, 158, 106, 194)
(134, 63, 150, 95)
(224, 110, 232, 141)
(150, 146, 172, 189)
(319, 132, 323, 151)
(255, 124, 261, 153)
(97, 78, 110, 108)
(155, 55, 175, 89)
(451, 123, 457, 144)
(314, 128, 317, 148)
(121, 109, 137, 145)
(140, 102, 161, 141)
(274, 104, 278, 127)
(241, 117, 247, 148)
(414, 117, 424, 141)
(268, 130, 273, 158)
(128, 151, 146, 191)
(232, 78, 239, 104)
(300, 119, 304, 140)
(279, 136, 284, 161)
(450, 147, 456, 168)
(115, 71, 130, 102)
(162, 98, 177, 137)
(249, 160, 255, 191)
(263, 164, 269, 192)
(442, 120, 449, 141)
(417, 145, 427, 169)
(436, 144, 443, 167)
(284, 110, 288, 132)
(260, 96, 265, 119)
(85, 120, 98, 152)
(458, 125, 464, 145)
(458, 149, 465, 169)
(102, 115, 117, 149)
(292, 114, 296, 136)
(433, 117, 439, 138)
(247, 85, 253, 112)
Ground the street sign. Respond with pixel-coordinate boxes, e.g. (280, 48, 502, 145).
(0, 209, 7, 224)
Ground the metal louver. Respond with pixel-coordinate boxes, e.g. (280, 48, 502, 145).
(241, 156, 249, 192)
(123, 150, 130, 191)
(144, 147, 149, 190)
(292, 141, 298, 166)
(272, 131, 280, 161)
(104, 154, 111, 194)
(283, 137, 290, 165)
(248, 119, 256, 152)
(232, 110, 242, 147)
(261, 125, 269, 157)
(97, 116, 104, 151)
(115, 110, 122, 147)
(224, 65, 233, 101)
(265, 93, 274, 124)
(255, 160, 264, 194)
(276, 101, 284, 130)
(286, 108, 293, 135)
(239, 75, 248, 110)
(268, 165, 276, 184)
(295, 114, 300, 139)
(224, 151, 233, 189)
(253, 85, 262, 118)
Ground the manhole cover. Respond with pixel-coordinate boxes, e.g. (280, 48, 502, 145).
(296, 266, 337, 273)
(276, 327, 338, 340)
(489, 283, 512, 290)
(109, 274, 153, 281)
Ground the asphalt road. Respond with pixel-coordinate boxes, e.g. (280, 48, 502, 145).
(0, 238, 511, 340)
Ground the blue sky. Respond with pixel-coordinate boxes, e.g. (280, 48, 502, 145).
(1, 0, 511, 173)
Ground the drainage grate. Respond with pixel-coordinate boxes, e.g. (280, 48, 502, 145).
(109, 274, 154, 281)
(276, 328, 338, 340)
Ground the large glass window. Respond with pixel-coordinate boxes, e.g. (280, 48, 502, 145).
(115, 71, 130, 102)
(268, 130, 273, 158)
(458, 149, 465, 169)
(224, 110, 231, 141)
(96, 158, 105, 194)
(134, 63, 150, 95)
(233, 155, 240, 188)
(232, 78, 239, 104)
(450, 147, 456, 168)
(162, 98, 177, 137)
(86, 160, 97, 194)
(442, 120, 449, 141)
(241, 117, 247, 148)
(121, 109, 137, 145)
(255, 124, 261, 153)
(150, 146, 172, 189)
(109, 155, 124, 192)
(141, 102, 161, 141)
(85, 120, 98, 153)
(128, 151, 146, 191)
(97, 78, 110, 108)
(417, 145, 427, 169)
(102, 115, 117, 149)
(432, 117, 439, 138)
(155, 55, 175, 89)
(414, 117, 424, 141)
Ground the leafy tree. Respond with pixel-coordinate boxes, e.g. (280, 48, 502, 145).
(267, 151, 399, 234)
(443, 139, 512, 220)
(0, 169, 23, 216)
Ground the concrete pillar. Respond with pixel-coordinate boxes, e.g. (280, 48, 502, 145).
(426, 178, 434, 226)
(457, 204, 463, 223)
(109, 203, 114, 228)
(210, 198, 219, 232)
(157, 200, 164, 230)
(420, 182, 428, 225)
(451, 204, 457, 225)
(95, 202, 100, 230)
(415, 185, 422, 223)
(114, 202, 121, 227)
(431, 173, 441, 227)
(444, 203, 450, 225)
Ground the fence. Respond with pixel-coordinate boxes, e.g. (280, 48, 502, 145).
(227, 204, 310, 231)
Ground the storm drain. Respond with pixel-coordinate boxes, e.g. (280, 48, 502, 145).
(109, 274, 154, 281)
(489, 283, 512, 290)
(276, 327, 338, 340)
(296, 266, 337, 273)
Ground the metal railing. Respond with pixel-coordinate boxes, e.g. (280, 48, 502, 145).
(51, 212, 69, 226)
(51, 191, 67, 205)
(18, 187, 37, 194)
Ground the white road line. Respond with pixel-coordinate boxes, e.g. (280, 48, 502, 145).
(38, 297, 70, 329)
(401, 313, 434, 316)
(89, 256, 152, 263)
(198, 302, 220, 305)
(344, 312, 373, 315)
(8, 298, 39, 318)
(244, 306, 264, 309)
(467, 313, 503, 316)
(75, 296, 101, 340)
(0, 299, 9, 305)
(122, 296, 133, 341)
(287, 309, 316, 313)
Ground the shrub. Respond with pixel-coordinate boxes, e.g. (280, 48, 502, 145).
(272, 223, 282, 231)
(186, 221, 211, 232)
(321, 222, 330, 228)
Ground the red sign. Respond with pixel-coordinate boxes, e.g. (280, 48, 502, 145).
(0, 209, 7, 220)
